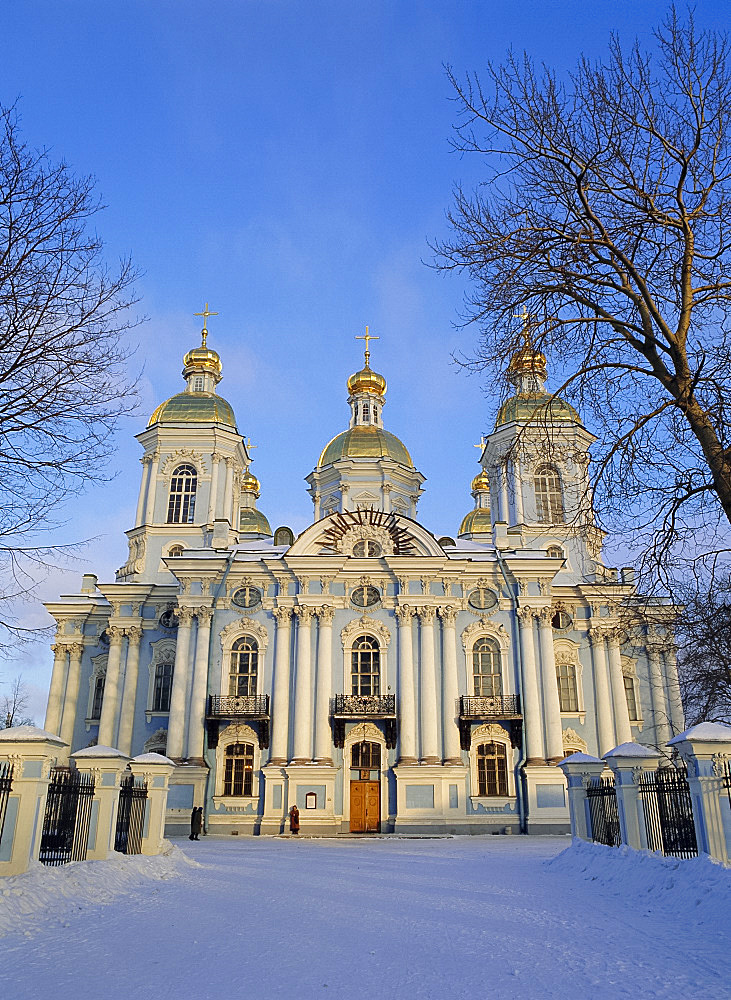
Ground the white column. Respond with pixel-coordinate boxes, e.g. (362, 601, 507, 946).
(270, 608, 293, 765)
(663, 645, 685, 736)
(607, 631, 633, 745)
(116, 626, 143, 756)
(395, 606, 418, 764)
(647, 631, 672, 747)
(166, 607, 194, 760)
(187, 608, 213, 760)
(517, 608, 545, 764)
(291, 606, 314, 764)
(590, 627, 616, 755)
(144, 452, 159, 524)
(537, 608, 564, 763)
(222, 458, 234, 523)
(97, 625, 125, 747)
(207, 453, 221, 522)
(499, 462, 509, 523)
(59, 641, 84, 750)
(512, 457, 524, 524)
(314, 607, 334, 764)
(44, 642, 69, 735)
(382, 483, 392, 514)
(418, 607, 440, 764)
(135, 456, 151, 526)
(439, 606, 462, 765)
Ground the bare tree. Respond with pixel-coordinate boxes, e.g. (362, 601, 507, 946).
(436, 8, 731, 584)
(0, 105, 140, 645)
(0, 674, 35, 728)
(674, 577, 731, 725)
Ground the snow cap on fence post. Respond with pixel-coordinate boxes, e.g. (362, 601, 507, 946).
(668, 723, 731, 863)
(558, 753, 606, 842)
(0, 726, 68, 876)
(71, 745, 130, 861)
(603, 743, 661, 850)
(129, 753, 176, 856)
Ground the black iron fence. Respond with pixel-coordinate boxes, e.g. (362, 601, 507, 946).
(586, 777, 621, 847)
(331, 694, 396, 717)
(39, 768, 95, 867)
(637, 765, 698, 859)
(208, 694, 270, 718)
(459, 695, 521, 718)
(115, 774, 148, 855)
(0, 761, 13, 843)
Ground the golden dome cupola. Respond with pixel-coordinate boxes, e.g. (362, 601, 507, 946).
(459, 466, 492, 539)
(347, 327, 387, 428)
(238, 465, 272, 538)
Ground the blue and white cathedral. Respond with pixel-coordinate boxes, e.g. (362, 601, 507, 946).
(42, 316, 684, 835)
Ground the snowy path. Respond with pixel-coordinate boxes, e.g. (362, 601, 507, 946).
(3, 836, 729, 1000)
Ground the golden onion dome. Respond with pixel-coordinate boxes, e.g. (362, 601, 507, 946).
(495, 392, 580, 429)
(459, 509, 493, 536)
(318, 425, 412, 468)
(471, 469, 491, 492)
(240, 469, 260, 496)
(507, 344, 548, 382)
(148, 392, 237, 428)
(183, 344, 223, 379)
(347, 364, 387, 398)
(239, 507, 272, 537)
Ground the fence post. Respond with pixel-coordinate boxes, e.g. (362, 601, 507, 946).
(558, 753, 606, 841)
(71, 746, 130, 861)
(0, 726, 68, 876)
(668, 722, 731, 863)
(603, 742, 661, 850)
(129, 753, 176, 856)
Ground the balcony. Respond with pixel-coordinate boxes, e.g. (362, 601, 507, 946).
(206, 694, 270, 750)
(458, 694, 522, 751)
(330, 694, 397, 749)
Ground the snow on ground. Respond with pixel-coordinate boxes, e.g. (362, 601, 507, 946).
(2, 835, 729, 1000)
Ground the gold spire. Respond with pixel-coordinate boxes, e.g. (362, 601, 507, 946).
(507, 306, 547, 382)
(194, 302, 219, 348)
(355, 326, 379, 368)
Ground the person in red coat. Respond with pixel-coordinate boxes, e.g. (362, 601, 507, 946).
(289, 804, 300, 835)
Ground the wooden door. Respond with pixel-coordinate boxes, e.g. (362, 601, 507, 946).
(350, 780, 380, 833)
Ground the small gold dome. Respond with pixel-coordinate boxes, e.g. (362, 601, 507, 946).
(459, 509, 493, 536)
(496, 392, 580, 428)
(507, 344, 547, 381)
(471, 469, 490, 492)
(148, 392, 237, 428)
(241, 469, 260, 496)
(318, 425, 412, 468)
(347, 364, 387, 398)
(239, 507, 272, 537)
(183, 345, 223, 380)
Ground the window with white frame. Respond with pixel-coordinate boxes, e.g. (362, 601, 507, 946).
(229, 636, 258, 696)
(624, 675, 640, 721)
(351, 635, 380, 695)
(352, 539, 382, 557)
(223, 742, 255, 796)
(153, 659, 173, 712)
(556, 661, 579, 712)
(167, 464, 197, 524)
(534, 465, 564, 524)
(91, 674, 105, 719)
(168, 544, 184, 558)
(477, 742, 508, 796)
(193, 376, 204, 392)
(472, 638, 502, 696)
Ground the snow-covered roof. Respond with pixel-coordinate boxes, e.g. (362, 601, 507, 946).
(603, 742, 660, 758)
(559, 752, 604, 764)
(0, 725, 66, 745)
(668, 722, 731, 745)
(72, 745, 129, 760)
(132, 752, 176, 765)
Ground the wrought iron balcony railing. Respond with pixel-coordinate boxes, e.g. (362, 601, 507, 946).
(208, 694, 270, 719)
(459, 695, 521, 719)
(331, 694, 396, 717)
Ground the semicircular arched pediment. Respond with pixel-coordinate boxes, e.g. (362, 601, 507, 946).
(287, 511, 446, 558)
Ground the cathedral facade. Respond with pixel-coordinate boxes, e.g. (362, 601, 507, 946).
(43, 319, 684, 835)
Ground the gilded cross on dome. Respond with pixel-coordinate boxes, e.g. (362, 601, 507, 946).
(194, 302, 219, 347)
(355, 326, 379, 367)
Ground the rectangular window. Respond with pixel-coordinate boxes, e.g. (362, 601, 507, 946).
(224, 755, 254, 796)
(153, 662, 173, 712)
(624, 675, 639, 721)
(557, 663, 579, 712)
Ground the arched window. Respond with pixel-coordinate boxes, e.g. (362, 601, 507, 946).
(373, 406, 378, 423)
(91, 675, 105, 719)
(193, 376, 204, 392)
(153, 660, 173, 712)
(352, 539, 382, 557)
(472, 638, 502, 697)
(477, 742, 508, 796)
(556, 661, 579, 712)
(546, 545, 564, 559)
(168, 544, 184, 558)
(624, 675, 639, 721)
(223, 742, 254, 796)
(351, 635, 380, 696)
(351, 741, 381, 771)
(534, 465, 564, 524)
(167, 464, 197, 524)
(229, 636, 258, 697)
(362, 402, 370, 421)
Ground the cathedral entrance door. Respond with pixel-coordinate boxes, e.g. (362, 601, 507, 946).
(349, 780, 380, 833)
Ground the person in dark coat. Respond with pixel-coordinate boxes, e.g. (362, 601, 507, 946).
(189, 806, 203, 841)
(289, 804, 300, 835)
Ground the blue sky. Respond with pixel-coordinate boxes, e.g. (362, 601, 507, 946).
(1, 0, 725, 717)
